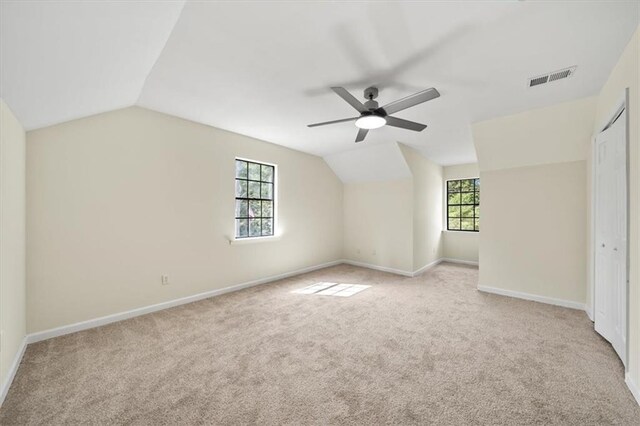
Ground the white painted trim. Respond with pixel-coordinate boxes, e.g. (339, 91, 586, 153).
(412, 258, 444, 276)
(27, 260, 342, 344)
(590, 88, 630, 369)
(626, 373, 640, 406)
(443, 176, 480, 231)
(585, 306, 594, 322)
(441, 257, 479, 266)
(589, 131, 596, 320)
(444, 176, 480, 181)
(442, 230, 480, 234)
(24, 257, 479, 345)
(596, 91, 628, 133)
(28, 258, 463, 344)
(228, 234, 282, 245)
(233, 157, 279, 242)
(343, 257, 477, 278)
(10, 257, 635, 410)
(477, 285, 586, 311)
(342, 259, 414, 277)
(0, 337, 27, 407)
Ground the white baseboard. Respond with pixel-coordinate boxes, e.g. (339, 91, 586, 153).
(585, 305, 594, 321)
(343, 257, 477, 278)
(27, 260, 343, 344)
(342, 258, 451, 277)
(477, 285, 586, 311)
(11, 259, 630, 409)
(626, 373, 640, 406)
(30, 257, 456, 344)
(341, 259, 414, 277)
(0, 337, 27, 406)
(440, 257, 479, 267)
(412, 258, 444, 276)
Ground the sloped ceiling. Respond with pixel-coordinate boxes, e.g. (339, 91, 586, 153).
(473, 96, 598, 172)
(0, 0, 185, 129)
(1, 1, 638, 171)
(324, 142, 411, 183)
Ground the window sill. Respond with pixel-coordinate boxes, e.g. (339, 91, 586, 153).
(228, 235, 282, 245)
(442, 230, 480, 234)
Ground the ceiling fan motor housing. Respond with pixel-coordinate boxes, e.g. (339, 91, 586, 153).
(364, 99, 380, 111)
(364, 86, 379, 100)
(363, 87, 381, 112)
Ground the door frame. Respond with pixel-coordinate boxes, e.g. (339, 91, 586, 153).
(589, 88, 630, 369)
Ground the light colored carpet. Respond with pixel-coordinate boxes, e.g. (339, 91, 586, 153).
(1, 263, 638, 425)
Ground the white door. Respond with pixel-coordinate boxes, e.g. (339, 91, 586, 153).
(594, 112, 627, 366)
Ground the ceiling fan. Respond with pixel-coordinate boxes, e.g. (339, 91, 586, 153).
(307, 86, 440, 143)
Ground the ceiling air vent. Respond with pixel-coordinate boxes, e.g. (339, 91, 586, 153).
(528, 66, 576, 88)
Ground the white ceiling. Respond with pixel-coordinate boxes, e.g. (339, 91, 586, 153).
(324, 142, 411, 183)
(1, 1, 638, 166)
(0, 0, 185, 129)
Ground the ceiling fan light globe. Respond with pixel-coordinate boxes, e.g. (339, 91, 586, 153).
(355, 115, 386, 130)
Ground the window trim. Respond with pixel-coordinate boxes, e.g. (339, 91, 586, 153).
(228, 234, 281, 245)
(233, 157, 278, 240)
(445, 177, 480, 233)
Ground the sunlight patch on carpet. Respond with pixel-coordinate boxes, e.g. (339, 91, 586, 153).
(292, 282, 370, 297)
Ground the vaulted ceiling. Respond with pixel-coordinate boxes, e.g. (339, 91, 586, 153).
(1, 1, 638, 165)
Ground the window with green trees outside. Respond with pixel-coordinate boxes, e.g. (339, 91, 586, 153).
(447, 178, 479, 232)
(235, 159, 275, 238)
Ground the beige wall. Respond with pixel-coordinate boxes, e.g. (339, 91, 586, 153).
(0, 100, 26, 393)
(443, 163, 480, 263)
(400, 145, 444, 270)
(443, 231, 479, 264)
(592, 27, 639, 390)
(343, 179, 413, 273)
(480, 161, 587, 303)
(444, 163, 479, 181)
(474, 96, 597, 171)
(473, 97, 596, 305)
(26, 107, 343, 333)
(342, 144, 444, 274)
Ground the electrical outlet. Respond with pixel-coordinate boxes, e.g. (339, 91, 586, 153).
(161, 275, 169, 285)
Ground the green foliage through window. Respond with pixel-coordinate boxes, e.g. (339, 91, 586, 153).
(447, 178, 479, 232)
(235, 159, 275, 238)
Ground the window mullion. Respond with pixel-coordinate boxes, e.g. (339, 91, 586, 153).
(447, 178, 479, 232)
(235, 160, 275, 238)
